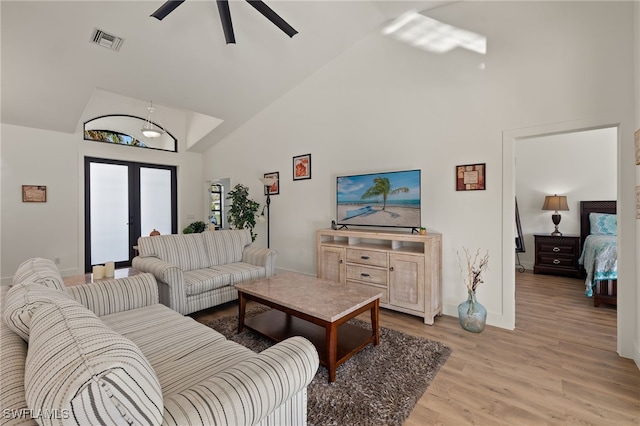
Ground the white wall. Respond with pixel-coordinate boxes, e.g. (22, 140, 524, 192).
(516, 128, 617, 269)
(203, 1, 636, 342)
(634, 0, 640, 368)
(1, 123, 203, 282)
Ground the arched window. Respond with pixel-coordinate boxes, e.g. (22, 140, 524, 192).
(84, 114, 177, 152)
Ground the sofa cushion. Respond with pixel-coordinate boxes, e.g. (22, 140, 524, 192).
(66, 273, 159, 317)
(202, 229, 252, 266)
(137, 233, 210, 271)
(12, 257, 66, 291)
(183, 268, 231, 296)
(25, 299, 163, 426)
(3, 282, 72, 341)
(0, 287, 32, 426)
(213, 262, 267, 285)
(101, 303, 256, 396)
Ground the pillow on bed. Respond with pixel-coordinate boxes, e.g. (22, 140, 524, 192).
(589, 213, 617, 235)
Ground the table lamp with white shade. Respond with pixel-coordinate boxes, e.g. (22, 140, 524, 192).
(541, 194, 569, 236)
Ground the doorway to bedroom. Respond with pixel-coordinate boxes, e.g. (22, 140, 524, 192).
(515, 127, 617, 271)
(513, 125, 618, 333)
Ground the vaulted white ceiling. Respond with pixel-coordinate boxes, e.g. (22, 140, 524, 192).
(1, 1, 453, 151)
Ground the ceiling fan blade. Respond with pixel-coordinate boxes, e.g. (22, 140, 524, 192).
(151, 0, 186, 20)
(216, 0, 236, 44)
(246, 0, 298, 38)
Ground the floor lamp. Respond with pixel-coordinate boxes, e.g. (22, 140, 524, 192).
(259, 176, 277, 248)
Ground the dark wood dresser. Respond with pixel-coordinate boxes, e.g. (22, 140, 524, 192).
(533, 234, 582, 278)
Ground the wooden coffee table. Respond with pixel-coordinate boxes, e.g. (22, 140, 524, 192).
(236, 272, 382, 382)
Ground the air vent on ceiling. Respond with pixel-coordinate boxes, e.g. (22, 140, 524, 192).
(90, 28, 124, 51)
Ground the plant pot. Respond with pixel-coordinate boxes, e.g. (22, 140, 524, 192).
(457, 290, 487, 333)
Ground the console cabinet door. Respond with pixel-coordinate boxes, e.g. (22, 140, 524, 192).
(318, 246, 345, 284)
(389, 253, 425, 312)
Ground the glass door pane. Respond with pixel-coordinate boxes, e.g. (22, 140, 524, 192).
(210, 183, 224, 229)
(86, 158, 177, 272)
(141, 167, 172, 236)
(89, 162, 130, 265)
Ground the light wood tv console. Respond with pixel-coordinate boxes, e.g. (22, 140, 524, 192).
(316, 228, 442, 325)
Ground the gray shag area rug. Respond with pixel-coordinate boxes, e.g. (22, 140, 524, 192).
(206, 306, 452, 426)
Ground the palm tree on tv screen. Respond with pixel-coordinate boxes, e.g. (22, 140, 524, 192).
(361, 177, 409, 211)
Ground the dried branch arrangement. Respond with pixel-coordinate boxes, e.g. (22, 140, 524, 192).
(456, 247, 490, 293)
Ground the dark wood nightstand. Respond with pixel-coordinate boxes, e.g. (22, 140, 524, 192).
(533, 234, 582, 278)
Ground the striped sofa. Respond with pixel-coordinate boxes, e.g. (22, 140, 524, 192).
(1, 258, 319, 426)
(133, 229, 277, 315)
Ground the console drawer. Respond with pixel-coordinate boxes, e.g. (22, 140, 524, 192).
(346, 248, 387, 267)
(346, 265, 387, 285)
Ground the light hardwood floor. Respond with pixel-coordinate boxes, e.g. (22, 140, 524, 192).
(191, 271, 639, 425)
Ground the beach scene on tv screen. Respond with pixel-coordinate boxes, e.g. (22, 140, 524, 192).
(337, 170, 421, 227)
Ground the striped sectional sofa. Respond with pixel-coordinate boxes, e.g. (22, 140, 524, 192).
(1, 258, 319, 426)
(133, 229, 277, 315)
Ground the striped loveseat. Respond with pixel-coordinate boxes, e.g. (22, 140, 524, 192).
(1, 258, 318, 426)
(133, 229, 277, 315)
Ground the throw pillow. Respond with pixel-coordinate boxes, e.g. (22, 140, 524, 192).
(12, 257, 66, 291)
(3, 282, 72, 341)
(24, 298, 163, 426)
(589, 212, 617, 235)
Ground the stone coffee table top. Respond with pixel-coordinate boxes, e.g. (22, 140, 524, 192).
(235, 272, 382, 322)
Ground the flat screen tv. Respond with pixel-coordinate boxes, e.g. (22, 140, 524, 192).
(336, 169, 421, 230)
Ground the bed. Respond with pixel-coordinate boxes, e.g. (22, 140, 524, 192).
(577, 201, 617, 307)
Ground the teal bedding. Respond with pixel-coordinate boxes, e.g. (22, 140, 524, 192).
(578, 234, 617, 297)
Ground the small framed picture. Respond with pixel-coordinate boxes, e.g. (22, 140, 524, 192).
(456, 163, 486, 191)
(293, 153, 311, 181)
(636, 185, 640, 219)
(22, 185, 47, 202)
(264, 172, 279, 195)
(635, 128, 639, 166)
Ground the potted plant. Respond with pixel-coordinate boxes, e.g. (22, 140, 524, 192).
(419, 227, 427, 235)
(183, 221, 206, 234)
(226, 183, 260, 241)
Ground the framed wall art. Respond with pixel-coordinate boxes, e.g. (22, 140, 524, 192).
(635, 128, 639, 166)
(22, 185, 47, 202)
(293, 153, 311, 181)
(636, 185, 640, 219)
(456, 163, 486, 191)
(264, 171, 279, 195)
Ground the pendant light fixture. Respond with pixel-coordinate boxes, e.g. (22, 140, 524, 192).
(141, 101, 165, 138)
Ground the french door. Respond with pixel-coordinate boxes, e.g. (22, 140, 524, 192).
(84, 157, 177, 272)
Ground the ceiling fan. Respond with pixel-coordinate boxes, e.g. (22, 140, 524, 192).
(151, 0, 298, 44)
